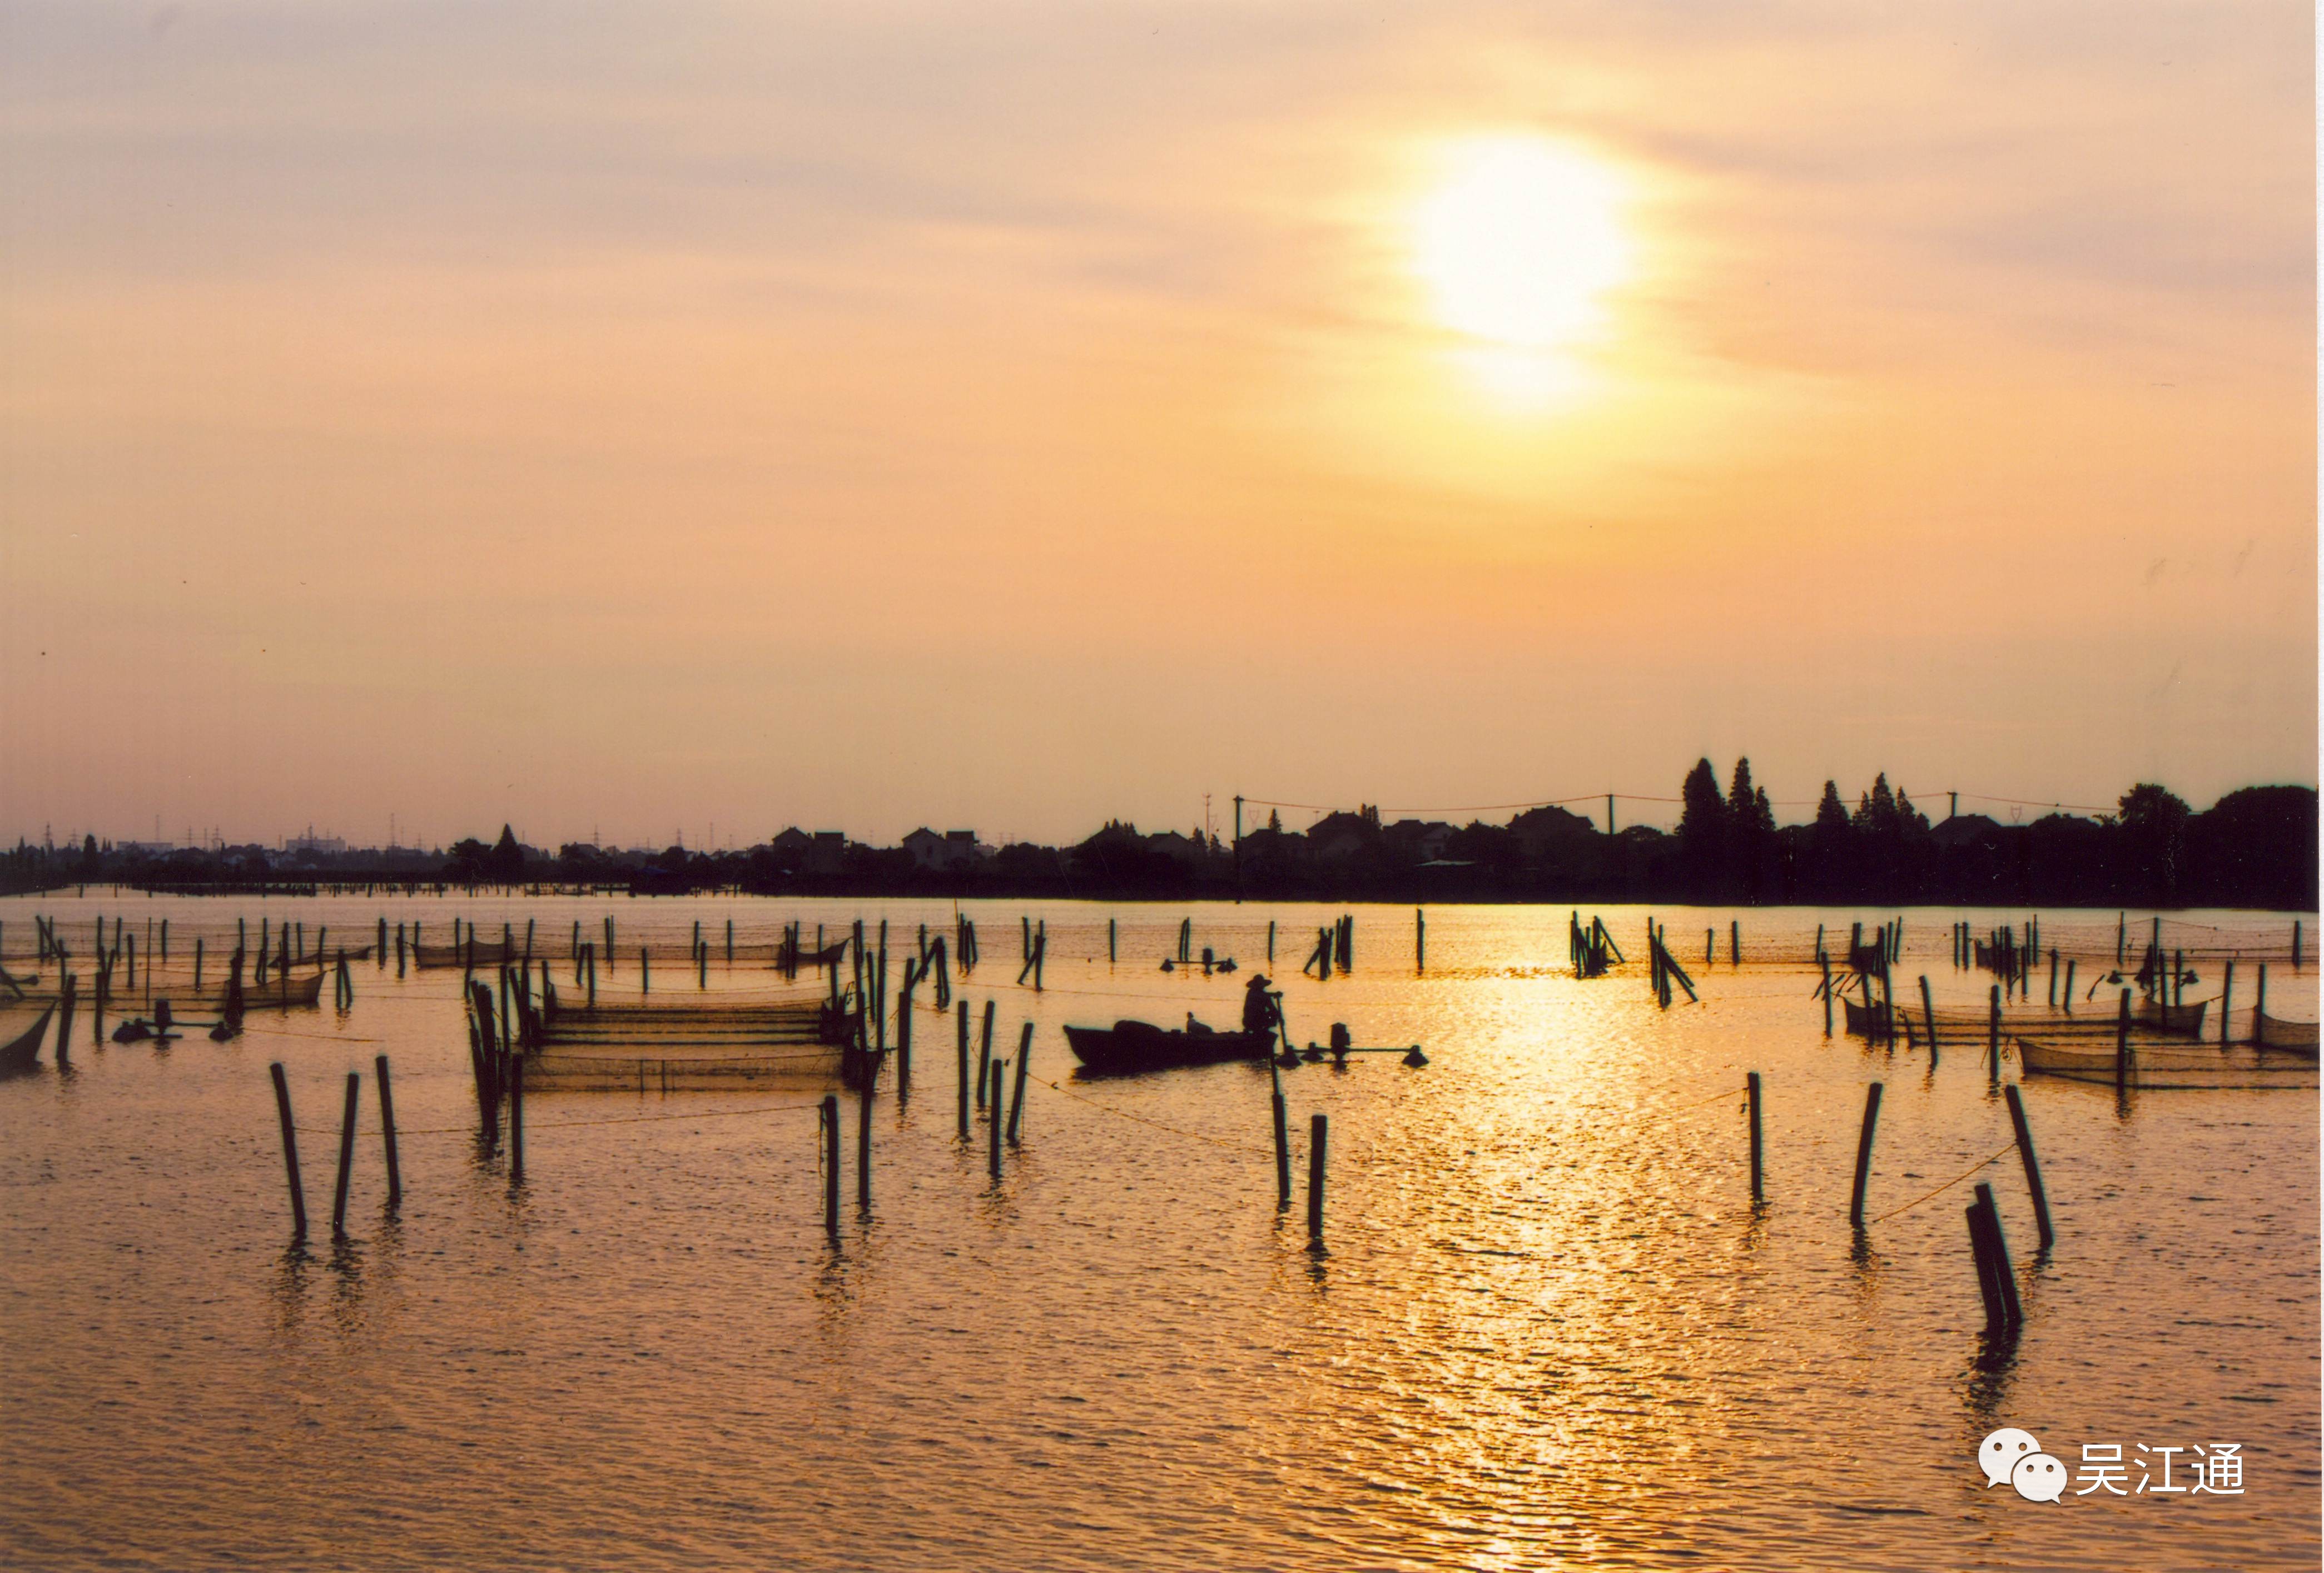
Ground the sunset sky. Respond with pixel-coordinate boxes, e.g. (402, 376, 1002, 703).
(2, 1, 2313, 849)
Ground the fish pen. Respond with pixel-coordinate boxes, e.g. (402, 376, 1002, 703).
(503, 973, 867, 1093)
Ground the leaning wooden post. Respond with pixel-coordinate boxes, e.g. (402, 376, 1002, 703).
(331, 1071, 360, 1237)
(1987, 984, 2001, 1086)
(956, 1000, 971, 1139)
(1305, 1113, 1328, 1249)
(1972, 1181, 2024, 1328)
(1007, 1022, 1033, 1143)
(1848, 1082, 1883, 1229)
(269, 1063, 307, 1239)
(2115, 987, 2132, 1090)
(2220, 960, 2234, 1046)
(1820, 955, 1833, 1038)
(375, 1055, 403, 1207)
(2002, 1083, 2053, 1250)
(1919, 976, 1939, 1062)
(1965, 1193, 2008, 1335)
(976, 1000, 995, 1109)
(1745, 1072, 1763, 1206)
(2063, 958, 2077, 1011)
(821, 1094, 840, 1234)
(987, 1063, 1005, 1179)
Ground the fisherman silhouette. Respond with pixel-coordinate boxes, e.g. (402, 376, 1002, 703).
(1243, 973, 1279, 1036)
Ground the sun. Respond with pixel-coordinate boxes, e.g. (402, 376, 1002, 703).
(1412, 137, 1632, 381)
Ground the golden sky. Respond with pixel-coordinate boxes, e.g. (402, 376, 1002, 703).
(2, 1, 2313, 847)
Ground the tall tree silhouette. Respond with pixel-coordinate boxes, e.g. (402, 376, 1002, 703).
(1677, 758, 1729, 898)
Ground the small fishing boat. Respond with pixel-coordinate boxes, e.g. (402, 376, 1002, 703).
(2255, 1010, 2321, 1053)
(210, 971, 326, 1009)
(2015, 1034, 2318, 1089)
(773, 940, 850, 970)
(411, 940, 514, 969)
(0, 1001, 57, 1071)
(1062, 1019, 1277, 1075)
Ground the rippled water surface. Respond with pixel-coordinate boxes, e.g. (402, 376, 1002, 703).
(2, 895, 2316, 1570)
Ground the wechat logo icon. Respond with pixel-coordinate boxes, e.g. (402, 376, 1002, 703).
(1980, 1428, 2065, 1502)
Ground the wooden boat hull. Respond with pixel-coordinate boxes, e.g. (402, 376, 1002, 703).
(0, 1002, 56, 1070)
(2015, 1034, 2317, 1089)
(211, 972, 326, 1009)
(1062, 1021, 1275, 1075)
(412, 942, 513, 969)
(2255, 1011, 2318, 1052)
(1840, 997, 1893, 1037)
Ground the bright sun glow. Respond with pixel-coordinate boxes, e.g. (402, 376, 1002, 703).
(1413, 137, 1631, 395)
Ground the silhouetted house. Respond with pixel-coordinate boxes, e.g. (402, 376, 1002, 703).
(1145, 830, 1206, 868)
(1307, 808, 1379, 864)
(1508, 804, 1599, 862)
(1382, 819, 1455, 865)
(903, 829, 985, 871)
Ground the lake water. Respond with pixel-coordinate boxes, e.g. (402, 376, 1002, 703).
(1, 894, 2315, 1571)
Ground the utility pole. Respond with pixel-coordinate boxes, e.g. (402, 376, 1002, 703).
(1949, 791, 1958, 822)
(1232, 795, 1244, 903)
(1607, 793, 1616, 836)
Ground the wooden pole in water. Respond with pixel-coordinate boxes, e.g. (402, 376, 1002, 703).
(1267, 919, 1275, 964)
(2115, 988, 2131, 1090)
(2116, 913, 2124, 966)
(1919, 976, 1938, 1065)
(897, 965, 914, 1095)
(1965, 1193, 2008, 1335)
(1745, 1072, 1763, 1205)
(856, 1082, 872, 1208)
(1305, 1113, 1328, 1248)
(2221, 960, 2234, 1046)
(331, 1071, 360, 1236)
(2047, 949, 2058, 1008)
(2296, 920, 2304, 969)
(1108, 918, 1116, 964)
(1848, 1082, 1883, 1229)
(822, 1095, 840, 1235)
(1416, 908, 1426, 973)
(375, 1055, 402, 1207)
(2002, 1083, 2052, 1250)
(508, 1054, 525, 1183)
(2063, 958, 2076, 1011)
(1270, 1058, 1290, 1209)
(1007, 1022, 1032, 1143)
(269, 1063, 307, 1240)
(987, 1063, 1004, 1179)
(1731, 919, 1740, 967)
(1972, 1181, 2023, 1328)
(974, 999, 996, 1108)
(1987, 984, 2001, 1086)
(956, 1001, 971, 1139)
(2252, 964, 2267, 1044)
(1820, 955, 1834, 1038)
(641, 947, 649, 994)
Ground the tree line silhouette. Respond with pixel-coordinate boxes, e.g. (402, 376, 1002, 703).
(17, 762, 2315, 909)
